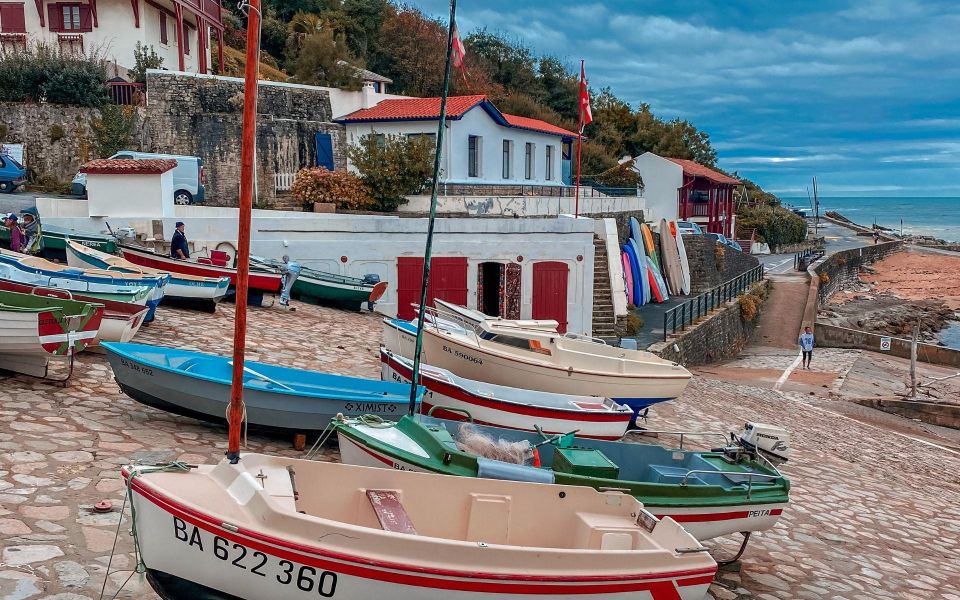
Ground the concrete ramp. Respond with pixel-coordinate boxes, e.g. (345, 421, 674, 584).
(750, 273, 811, 349)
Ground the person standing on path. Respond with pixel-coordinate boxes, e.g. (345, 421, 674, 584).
(170, 222, 190, 260)
(4, 213, 24, 253)
(798, 326, 815, 369)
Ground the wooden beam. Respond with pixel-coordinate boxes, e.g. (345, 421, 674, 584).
(131, 0, 140, 27)
(174, 2, 184, 71)
(217, 28, 223, 73)
(89, 0, 98, 27)
(35, 0, 44, 26)
(197, 15, 206, 73)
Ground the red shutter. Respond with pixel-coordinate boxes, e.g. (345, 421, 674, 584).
(48, 4, 62, 32)
(78, 5, 92, 31)
(159, 12, 167, 44)
(395, 257, 469, 321)
(182, 22, 189, 54)
(0, 4, 27, 33)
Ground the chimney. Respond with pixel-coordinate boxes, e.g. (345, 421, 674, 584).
(361, 81, 376, 109)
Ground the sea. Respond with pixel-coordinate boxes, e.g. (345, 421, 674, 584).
(782, 196, 960, 243)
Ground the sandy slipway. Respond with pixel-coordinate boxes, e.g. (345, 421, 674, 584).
(1, 302, 960, 599)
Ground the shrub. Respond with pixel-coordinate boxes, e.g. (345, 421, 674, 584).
(130, 42, 164, 84)
(0, 44, 108, 107)
(50, 125, 65, 142)
(819, 273, 830, 284)
(625, 313, 644, 336)
(736, 205, 807, 249)
(348, 133, 435, 211)
(291, 167, 374, 211)
(91, 104, 138, 158)
(740, 294, 758, 322)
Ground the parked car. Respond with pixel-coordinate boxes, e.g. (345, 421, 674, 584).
(72, 151, 206, 205)
(676, 221, 704, 235)
(0, 153, 27, 193)
(705, 232, 743, 252)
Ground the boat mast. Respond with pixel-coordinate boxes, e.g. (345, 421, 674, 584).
(408, 0, 458, 416)
(227, 0, 262, 463)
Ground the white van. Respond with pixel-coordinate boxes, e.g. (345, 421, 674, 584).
(72, 151, 206, 205)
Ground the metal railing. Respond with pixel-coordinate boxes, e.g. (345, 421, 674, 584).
(438, 182, 638, 198)
(662, 264, 765, 341)
(794, 249, 823, 271)
(107, 81, 146, 106)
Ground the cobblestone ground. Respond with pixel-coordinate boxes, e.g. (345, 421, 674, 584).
(2, 302, 959, 599)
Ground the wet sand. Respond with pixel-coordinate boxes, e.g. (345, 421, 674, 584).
(862, 248, 960, 309)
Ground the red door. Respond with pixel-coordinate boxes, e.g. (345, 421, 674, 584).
(396, 257, 468, 320)
(532, 261, 569, 333)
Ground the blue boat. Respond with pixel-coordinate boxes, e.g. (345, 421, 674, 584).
(0, 249, 167, 321)
(103, 342, 423, 433)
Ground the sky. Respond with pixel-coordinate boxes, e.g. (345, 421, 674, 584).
(411, 0, 960, 197)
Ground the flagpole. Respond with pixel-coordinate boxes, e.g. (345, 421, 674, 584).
(574, 59, 584, 218)
(408, 0, 457, 416)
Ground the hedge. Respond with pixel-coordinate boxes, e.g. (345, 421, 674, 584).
(0, 44, 108, 107)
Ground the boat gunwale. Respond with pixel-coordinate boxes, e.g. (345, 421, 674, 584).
(120, 244, 282, 280)
(67, 241, 231, 288)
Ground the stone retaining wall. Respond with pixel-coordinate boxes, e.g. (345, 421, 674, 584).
(852, 398, 960, 430)
(684, 235, 760, 293)
(650, 280, 771, 366)
(815, 323, 960, 369)
(813, 241, 902, 306)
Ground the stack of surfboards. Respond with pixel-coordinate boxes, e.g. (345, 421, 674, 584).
(621, 217, 691, 306)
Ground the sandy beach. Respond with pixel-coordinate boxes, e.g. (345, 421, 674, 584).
(862, 248, 960, 309)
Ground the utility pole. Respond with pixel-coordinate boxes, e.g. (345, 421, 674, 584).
(910, 321, 919, 398)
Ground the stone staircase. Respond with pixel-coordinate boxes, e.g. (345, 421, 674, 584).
(592, 235, 618, 337)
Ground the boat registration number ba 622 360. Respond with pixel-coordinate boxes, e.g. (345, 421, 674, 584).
(173, 517, 338, 596)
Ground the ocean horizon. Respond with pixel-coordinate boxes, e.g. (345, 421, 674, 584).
(781, 196, 960, 243)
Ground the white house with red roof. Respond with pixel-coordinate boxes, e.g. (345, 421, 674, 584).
(336, 95, 579, 188)
(633, 151, 740, 237)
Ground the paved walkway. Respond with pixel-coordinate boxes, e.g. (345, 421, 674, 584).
(750, 272, 811, 350)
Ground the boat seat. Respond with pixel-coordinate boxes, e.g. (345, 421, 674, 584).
(647, 464, 704, 485)
(366, 490, 417, 535)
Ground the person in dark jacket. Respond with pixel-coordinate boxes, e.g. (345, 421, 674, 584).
(170, 221, 190, 259)
(4, 213, 24, 253)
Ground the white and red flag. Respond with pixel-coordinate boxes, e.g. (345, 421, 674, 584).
(452, 20, 467, 69)
(579, 62, 593, 131)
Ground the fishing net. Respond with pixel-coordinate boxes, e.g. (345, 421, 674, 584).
(456, 424, 533, 465)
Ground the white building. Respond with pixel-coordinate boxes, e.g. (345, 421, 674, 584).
(0, 0, 224, 77)
(337, 95, 578, 188)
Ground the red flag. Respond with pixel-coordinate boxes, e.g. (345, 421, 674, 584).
(452, 20, 466, 69)
(579, 62, 592, 131)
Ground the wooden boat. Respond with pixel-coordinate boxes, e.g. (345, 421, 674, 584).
(123, 454, 716, 600)
(380, 348, 633, 440)
(0, 223, 116, 258)
(0, 279, 148, 343)
(0, 288, 103, 376)
(67, 241, 230, 305)
(433, 299, 560, 331)
(0, 248, 165, 320)
(335, 413, 790, 543)
(119, 243, 282, 293)
(250, 256, 388, 310)
(0, 258, 151, 305)
(382, 311, 691, 415)
(103, 342, 420, 433)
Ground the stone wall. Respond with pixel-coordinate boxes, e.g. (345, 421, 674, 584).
(0, 103, 145, 183)
(813, 241, 902, 306)
(650, 280, 771, 366)
(852, 398, 960, 430)
(815, 323, 960, 369)
(145, 72, 347, 206)
(684, 235, 761, 293)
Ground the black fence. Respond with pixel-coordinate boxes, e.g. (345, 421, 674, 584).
(438, 182, 638, 198)
(662, 264, 765, 341)
(794, 249, 824, 271)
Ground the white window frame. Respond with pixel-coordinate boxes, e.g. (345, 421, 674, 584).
(545, 145, 554, 181)
(502, 140, 512, 179)
(524, 142, 535, 180)
(468, 135, 482, 178)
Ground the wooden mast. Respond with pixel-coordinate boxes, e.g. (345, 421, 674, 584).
(408, 0, 458, 415)
(226, 0, 261, 462)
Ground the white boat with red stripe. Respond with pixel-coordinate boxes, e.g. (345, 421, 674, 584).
(381, 347, 634, 439)
(124, 454, 716, 600)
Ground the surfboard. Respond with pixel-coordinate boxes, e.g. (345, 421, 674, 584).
(624, 243, 643, 306)
(640, 222, 660, 269)
(645, 255, 667, 302)
(621, 251, 634, 306)
(673, 221, 692, 295)
(629, 238, 650, 305)
(669, 221, 678, 237)
(629, 217, 643, 245)
(659, 218, 683, 296)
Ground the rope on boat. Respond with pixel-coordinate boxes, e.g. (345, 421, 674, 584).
(304, 414, 396, 460)
(223, 402, 249, 449)
(97, 461, 194, 600)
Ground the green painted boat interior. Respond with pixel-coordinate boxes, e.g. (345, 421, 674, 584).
(337, 414, 790, 509)
(0, 226, 117, 254)
(0, 289, 102, 316)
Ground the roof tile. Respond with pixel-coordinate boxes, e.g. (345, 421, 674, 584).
(80, 159, 178, 175)
(665, 157, 739, 185)
(338, 95, 488, 122)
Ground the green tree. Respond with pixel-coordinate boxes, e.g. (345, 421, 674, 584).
(538, 57, 579, 122)
(347, 133, 435, 211)
(464, 30, 542, 99)
(130, 42, 163, 84)
(287, 28, 363, 89)
(375, 8, 447, 96)
(92, 104, 138, 158)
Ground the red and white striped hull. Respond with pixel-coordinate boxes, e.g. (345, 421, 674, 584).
(125, 458, 716, 600)
(119, 245, 282, 292)
(381, 350, 632, 440)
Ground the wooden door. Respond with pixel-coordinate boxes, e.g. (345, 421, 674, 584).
(315, 133, 335, 170)
(396, 257, 468, 320)
(532, 261, 569, 333)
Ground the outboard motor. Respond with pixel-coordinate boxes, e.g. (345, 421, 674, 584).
(362, 274, 381, 310)
(736, 422, 790, 464)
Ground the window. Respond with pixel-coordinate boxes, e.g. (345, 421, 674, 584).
(468, 135, 481, 178)
(47, 3, 91, 33)
(0, 4, 27, 33)
(524, 143, 534, 180)
(406, 133, 436, 143)
(62, 5, 81, 30)
(501, 140, 512, 179)
(545, 145, 554, 180)
(183, 22, 190, 55)
(159, 12, 168, 45)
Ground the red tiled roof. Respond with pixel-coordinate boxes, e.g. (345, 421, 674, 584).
(80, 159, 177, 175)
(338, 95, 488, 121)
(665, 157, 739, 185)
(501, 113, 579, 138)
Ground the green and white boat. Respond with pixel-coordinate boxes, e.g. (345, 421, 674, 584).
(251, 256, 388, 310)
(0, 223, 116, 257)
(335, 414, 790, 545)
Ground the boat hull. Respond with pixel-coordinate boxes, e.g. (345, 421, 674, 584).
(336, 424, 788, 541)
(120, 245, 282, 293)
(381, 350, 631, 440)
(126, 458, 715, 600)
(293, 275, 377, 309)
(383, 320, 687, 411)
